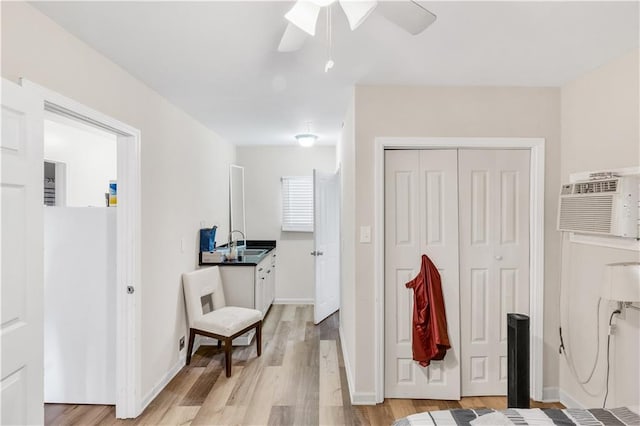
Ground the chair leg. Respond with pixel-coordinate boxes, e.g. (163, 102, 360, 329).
(224, 338, 232, 377)
(256, 321, 262, 357)
(186, 329, 196, 365)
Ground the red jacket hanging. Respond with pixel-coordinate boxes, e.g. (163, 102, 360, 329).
(405, 254, 451, 367)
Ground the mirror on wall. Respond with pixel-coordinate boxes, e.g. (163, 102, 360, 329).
(229, 164, 246, 243)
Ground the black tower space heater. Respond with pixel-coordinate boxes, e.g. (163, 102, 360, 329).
(507, 313, 530, 408)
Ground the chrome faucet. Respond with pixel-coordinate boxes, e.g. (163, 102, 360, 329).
(228, 229, 246, 253)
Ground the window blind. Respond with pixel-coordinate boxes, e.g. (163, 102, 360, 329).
(281, 176, 313, 232)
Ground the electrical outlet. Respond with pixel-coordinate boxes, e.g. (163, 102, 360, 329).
(179, 336, 185, 350)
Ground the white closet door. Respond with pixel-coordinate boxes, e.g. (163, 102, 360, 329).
(458, 149, 530, 396)
(384, 150, 460, 399)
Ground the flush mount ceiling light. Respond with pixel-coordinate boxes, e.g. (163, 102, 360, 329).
(295, 133, 318, 147)
(278, 0, 437, 53)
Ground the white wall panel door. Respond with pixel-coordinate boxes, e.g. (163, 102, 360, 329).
(1, 79, 45, 425)
(314, 169, 340, 324)
(458, 149, 530, 396)
(384, 150, 460, 399)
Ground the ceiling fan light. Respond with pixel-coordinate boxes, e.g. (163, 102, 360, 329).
(295, 133, 318, 147)
(285, 1, 321, 36)
(339, 0, 377, 30)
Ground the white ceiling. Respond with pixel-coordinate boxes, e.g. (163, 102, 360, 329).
(31, 1, 639, 146)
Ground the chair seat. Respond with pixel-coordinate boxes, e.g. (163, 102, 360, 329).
(193, 306, 262, 337)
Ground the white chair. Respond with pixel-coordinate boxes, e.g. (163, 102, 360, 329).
(182, 266, 262, 377)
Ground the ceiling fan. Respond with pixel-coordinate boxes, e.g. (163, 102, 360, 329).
(278, 0, 437, 52)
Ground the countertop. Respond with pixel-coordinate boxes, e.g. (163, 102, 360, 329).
(199, 240, 276, 266)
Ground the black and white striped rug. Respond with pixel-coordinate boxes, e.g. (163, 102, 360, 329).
(393, 407, 640, 425)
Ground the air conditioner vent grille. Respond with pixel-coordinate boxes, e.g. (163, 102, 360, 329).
(558, 195, 613, 234)
(573, 179, 618, 194)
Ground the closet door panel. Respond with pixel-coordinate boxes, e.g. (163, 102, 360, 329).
(385, 150, 421, 397)
(418, 150, 461, 400)
(385, 150, 460, 399)
(459, 149, 530, 396)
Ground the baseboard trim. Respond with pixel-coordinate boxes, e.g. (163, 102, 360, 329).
(139, 355, 185, 413)
(273, 298, 314, 304)
(559, 388, 585, 409)
(541, 387, 560, 403)
(339, 325, 356, 404)
(351, 392, 378, 405)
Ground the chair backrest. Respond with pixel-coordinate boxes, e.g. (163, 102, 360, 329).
(182, 266, 227, 328)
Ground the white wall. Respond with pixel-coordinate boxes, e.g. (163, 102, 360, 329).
(337, 91, 358, 398)
(344, 85, 562, 399)
(44, 117, 117, 207)
(559, 49, 639, 408)
(2, 2, 235, 403)
(237, 145, 336, 302)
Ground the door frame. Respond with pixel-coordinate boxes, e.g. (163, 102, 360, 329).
(23, 79, 142, 418)
(373, 137, 545, 403)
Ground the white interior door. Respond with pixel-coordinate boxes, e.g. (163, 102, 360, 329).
(1, 78, 45, 425)
(313, 169, 340, 324)
(458, 149, 530, 396)
(384, 150, 461, 399)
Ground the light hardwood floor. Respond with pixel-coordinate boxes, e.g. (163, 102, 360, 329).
(45, 304, 562, 425)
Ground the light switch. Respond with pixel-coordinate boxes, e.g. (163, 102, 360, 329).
(360, 226, 371, 243)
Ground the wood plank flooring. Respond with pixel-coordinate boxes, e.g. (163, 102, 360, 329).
(45, 304, 562, 425)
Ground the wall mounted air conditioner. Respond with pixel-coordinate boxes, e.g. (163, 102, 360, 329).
(557, 176, 639, 238)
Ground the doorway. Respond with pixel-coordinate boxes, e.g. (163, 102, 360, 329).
(43, 114, 118, 405)
(372, 137, 545, 403)
(37, 85, 143, 418)
(0, 78, 142, 421)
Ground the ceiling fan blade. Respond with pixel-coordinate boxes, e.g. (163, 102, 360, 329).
(339, 0, 377, 31)
(278, 22, 309, 52)
(377, 0, 437, 35)
(284, 1, 321, 36)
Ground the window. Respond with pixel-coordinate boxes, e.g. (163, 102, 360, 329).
(281, 176, 313, 232)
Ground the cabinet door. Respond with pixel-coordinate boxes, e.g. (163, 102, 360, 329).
(265, 267, 274, 311)
(269, 251, 276, 307)
(256, 257, 270, 315)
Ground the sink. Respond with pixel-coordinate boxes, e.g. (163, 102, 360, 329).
(241, 249, 267, 256)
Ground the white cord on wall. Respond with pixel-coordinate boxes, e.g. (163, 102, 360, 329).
(558, 233, 607, 397)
